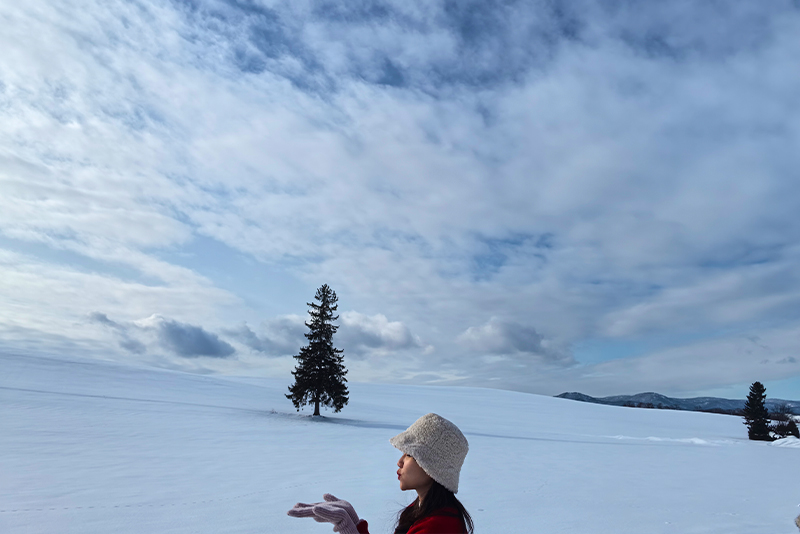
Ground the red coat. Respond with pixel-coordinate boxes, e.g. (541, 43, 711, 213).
(356, 507, 466, 534)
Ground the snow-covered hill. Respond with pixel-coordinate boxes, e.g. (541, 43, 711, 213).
(2, 352, 799, 533)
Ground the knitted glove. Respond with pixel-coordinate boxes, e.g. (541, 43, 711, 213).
(320, 494, 360, 526)
(287, 494, 365, 534)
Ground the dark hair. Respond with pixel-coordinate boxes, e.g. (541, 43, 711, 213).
(393, 481, 473, 534)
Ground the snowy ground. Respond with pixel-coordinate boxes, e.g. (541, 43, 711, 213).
(2, 352, 799, 534)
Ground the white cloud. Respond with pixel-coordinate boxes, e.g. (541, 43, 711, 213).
(1, 0, 799, 396)
(457, 317, 574, 369)
(339, 311, 431, 358)
(224, 315, 307, 357)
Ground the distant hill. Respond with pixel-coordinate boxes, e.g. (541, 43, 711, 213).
(555, 391, 800, 415)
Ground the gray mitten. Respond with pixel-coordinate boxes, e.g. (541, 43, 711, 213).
(287, 494, 365, 534)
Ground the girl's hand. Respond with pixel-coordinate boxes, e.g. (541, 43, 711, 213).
(287, 494, 365, 534)
(320, 494, 360, 526)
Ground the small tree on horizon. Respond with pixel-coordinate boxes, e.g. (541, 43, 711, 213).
(743, 381, 772, 441)
(286, 284, 349, 416)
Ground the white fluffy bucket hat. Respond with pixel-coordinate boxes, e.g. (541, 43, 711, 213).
(390, 413, 468, 493)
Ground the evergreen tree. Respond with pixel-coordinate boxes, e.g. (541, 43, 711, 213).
(286, 284, 349, 415)
(743, 381, 771, 441)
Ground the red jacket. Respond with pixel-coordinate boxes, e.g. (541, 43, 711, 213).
(356, 507, 466, 534)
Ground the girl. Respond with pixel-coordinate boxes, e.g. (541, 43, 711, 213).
(288, 413, 473, 534)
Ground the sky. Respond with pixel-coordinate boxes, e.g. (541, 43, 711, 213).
(2, 0, 800, 399)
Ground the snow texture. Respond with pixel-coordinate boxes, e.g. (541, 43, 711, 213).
(2, 352, 800, 533)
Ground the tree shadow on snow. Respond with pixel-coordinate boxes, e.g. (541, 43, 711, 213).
(305, 415, 408, 432)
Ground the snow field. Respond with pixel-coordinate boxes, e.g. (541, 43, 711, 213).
(1, 352, 799, 533)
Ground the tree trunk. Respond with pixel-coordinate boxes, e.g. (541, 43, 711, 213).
(314, 398, 320, 416)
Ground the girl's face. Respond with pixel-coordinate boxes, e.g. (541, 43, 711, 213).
(396, 453, 433, 492)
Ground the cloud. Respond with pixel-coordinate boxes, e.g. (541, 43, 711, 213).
(137, 315, 235, 358)
(119, 337, 147, 355)
(457, 317, 574, 366)
(2, 0, 800, 397)
(338, 311, 430, 358)
(224, 315, 307, 356)
(223, 311, 429, 360)
(91, 313, 235, 359)
(88, 312, 148, 355)
(428, 323, 800, 399)
(558, 325, 800, 397)
(88, 312, 120, 329)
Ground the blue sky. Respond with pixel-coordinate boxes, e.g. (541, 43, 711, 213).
(2, 0, 800, 399)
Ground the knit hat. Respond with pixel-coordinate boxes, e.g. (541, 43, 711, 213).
(390, 413, 468, 493)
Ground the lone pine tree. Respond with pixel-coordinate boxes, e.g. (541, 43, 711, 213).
(286, 284, 349, 416)
(743, 381, 771, 441)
